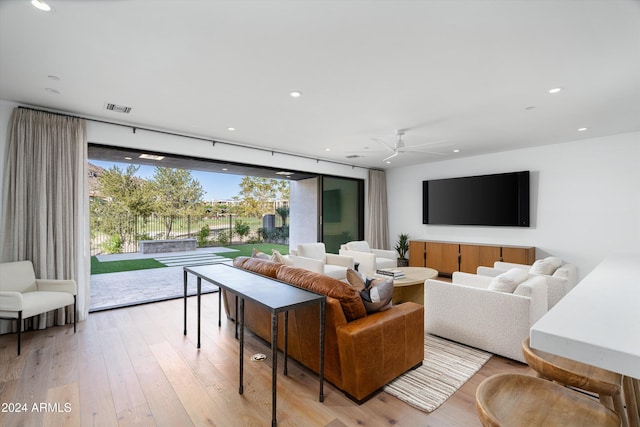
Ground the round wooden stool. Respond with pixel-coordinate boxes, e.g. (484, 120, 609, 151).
(522, 337, 629, 427)
(476, 373, 621, 427)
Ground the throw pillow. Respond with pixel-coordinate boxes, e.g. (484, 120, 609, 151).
(529, 259, 556, 275)
(271, 249, 294, 266)
(251, 247, 271, 260)
(360, 275, 394, 313)
(545, 256, 563, 270)
(488, 268, 529, 293)
(345, 268, 366, 292)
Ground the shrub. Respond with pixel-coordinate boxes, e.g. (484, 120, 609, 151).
(196, 226, 210, 247)
(101, 234, 123, 254)
(217, 230, 229, 246)
(234, 220, 251, 240)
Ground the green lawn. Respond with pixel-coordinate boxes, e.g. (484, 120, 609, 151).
(90, 243, 289, 274)
(91, 256, 167, 275)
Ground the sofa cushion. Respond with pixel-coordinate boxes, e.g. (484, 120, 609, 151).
(489, 268, 529, 293)
(276, 265, 367, 322)
(346, 240, 371, 253)
(251, 247, 271, 260)
(233, 256, 282, 279)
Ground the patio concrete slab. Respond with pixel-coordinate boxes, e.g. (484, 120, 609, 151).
(95, 247, 238, 262)
(90, 263, 230, 312)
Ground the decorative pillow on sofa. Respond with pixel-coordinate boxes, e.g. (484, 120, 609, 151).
(346, 268, 394, 313)
(271, 249, 294, 266)
(488, 268, 529, 293)
(251, 247, 271, 260)
(529, 256, 563, 275)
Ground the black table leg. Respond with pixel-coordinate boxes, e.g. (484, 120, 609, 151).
(284, 311, 288, 376)
(239, 298, 244, 395)
(183, 269, 188, 335)
(197, 276, 201, 349)
(319, 300, 325, 402)
(217, 287, 222, 327)
(234, 295, 239, 339)
(272, 311, 278, 427)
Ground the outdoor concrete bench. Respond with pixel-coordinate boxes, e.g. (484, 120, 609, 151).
(139, 238, 197, 254)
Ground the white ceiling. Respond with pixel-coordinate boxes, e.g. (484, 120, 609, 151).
(1, 0, 639, 169)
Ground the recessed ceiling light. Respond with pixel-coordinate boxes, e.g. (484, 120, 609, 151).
(139, 154, 165, 161)
(385, 161, 392, 164)
(124, 157, 132, 160)
(45, 87, 61, 94)
(290, 91, 302, 98)
(227, 127, 235, 131)
(325, 148, 331, 152)
(548, 87, 563, 94)
(578, 127, 588, 132)
(453, 149, 460, 153)
(276, 171, 294, 176)
(31, 0, 51, 11)
(222, 168, 228, 171)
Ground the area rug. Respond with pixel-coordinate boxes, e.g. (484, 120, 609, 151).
(383, 333, 492, 413)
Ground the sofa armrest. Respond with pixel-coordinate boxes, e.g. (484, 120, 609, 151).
(451, 272, 493, 289)
(370, 248, 397, 260)
(336, 302, 424, 400)
(36, 279, 77, 295)
(288, 255, 324, 274)
(0, 291, 23, 311)
(476, 266, 502, 277)
(339, 249, 376, 274)
(326, 253, 354, 269)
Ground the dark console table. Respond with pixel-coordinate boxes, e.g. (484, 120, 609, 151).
(183, 263, 326, 426)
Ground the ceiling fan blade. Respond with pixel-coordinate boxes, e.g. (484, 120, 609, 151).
(399, 139, 449, 150)
(402, 149, 449, 156)
(371, 137, 395, 153)
(383, 152, 399, 162)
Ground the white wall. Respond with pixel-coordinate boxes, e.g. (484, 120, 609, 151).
(386, 131, 640, 280)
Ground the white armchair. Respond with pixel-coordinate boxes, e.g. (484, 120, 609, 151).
(425, 270, 547, 363)
(477, 257, 578, 309)
(289, 242, 354, 281)
(338, 240, 397, 275)
(0, 260, 77, 355)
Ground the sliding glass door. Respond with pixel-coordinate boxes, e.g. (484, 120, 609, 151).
(321, 176, 364, 253)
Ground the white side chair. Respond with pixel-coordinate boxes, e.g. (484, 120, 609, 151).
(289, 242, 354, 281)
(338, 240, 397, 275)
(477, 257, 578, 308)
(0, 260, 77, 355)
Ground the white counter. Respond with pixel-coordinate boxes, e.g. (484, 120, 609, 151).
(530, 253, 640, 378)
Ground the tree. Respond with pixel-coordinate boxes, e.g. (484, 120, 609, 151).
(91, 165, 155, 250)
(276, 206, 289, 227)
(237, 176, 289, 218)
(150, 167, 204, 238)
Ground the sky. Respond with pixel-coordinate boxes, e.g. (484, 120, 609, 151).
(89, 160, 245, 201)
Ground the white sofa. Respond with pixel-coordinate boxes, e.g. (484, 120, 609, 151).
(0, 260, 77, 355)
(289, 242, 354, 281)
(338, 240, 396, 275)
(425, 270, 547, 363)
(477, 257, 578, 308)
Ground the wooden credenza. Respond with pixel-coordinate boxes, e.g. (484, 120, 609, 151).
(409, 240, 535, 275)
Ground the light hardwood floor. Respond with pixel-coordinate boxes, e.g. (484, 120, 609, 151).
(0, 295, 534, 426)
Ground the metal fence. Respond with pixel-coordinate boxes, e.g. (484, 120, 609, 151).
(90, 213, 280, 255)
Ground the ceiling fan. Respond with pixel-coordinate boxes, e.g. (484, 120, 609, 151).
(374, 129, 449, 162)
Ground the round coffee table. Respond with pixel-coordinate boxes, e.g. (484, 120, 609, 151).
(390, 266, 438, 305)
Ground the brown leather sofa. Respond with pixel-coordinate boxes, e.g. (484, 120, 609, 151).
(223, 256, 424, 402)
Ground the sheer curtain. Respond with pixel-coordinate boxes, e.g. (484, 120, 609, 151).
(1, 108, 90, 335)
(365, 169, 389, 249)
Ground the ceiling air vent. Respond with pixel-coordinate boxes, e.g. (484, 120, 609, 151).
(105, 103, 132, 114)
(346, 154, 361, 159)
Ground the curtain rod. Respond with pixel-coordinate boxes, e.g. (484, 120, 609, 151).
(17, 105, 378, 172)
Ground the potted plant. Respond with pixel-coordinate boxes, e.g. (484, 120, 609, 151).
(395, 233, 410, 267)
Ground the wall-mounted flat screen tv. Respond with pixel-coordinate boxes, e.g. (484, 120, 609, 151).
(423, 171, 530, 227)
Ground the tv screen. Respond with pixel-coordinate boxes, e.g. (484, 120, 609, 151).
(423, 171, 530, 227)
